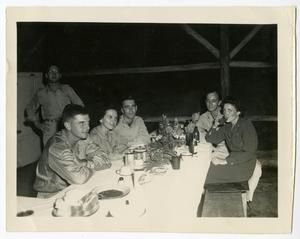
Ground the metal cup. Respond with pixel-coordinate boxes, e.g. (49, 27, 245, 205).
(171, 155, 181, 170)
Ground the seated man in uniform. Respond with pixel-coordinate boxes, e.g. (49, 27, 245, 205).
(114, 96, 151, 146)
(192, 91, 229, 160)
(33, 104, 111, 198)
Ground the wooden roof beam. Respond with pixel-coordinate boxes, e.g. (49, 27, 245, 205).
(230, 61, 273, 68)
(23, 33, 47, 67)
(65, 60, 274, 77)
(181, 24, 220, 59)
(230, 26, 263, 59)
(65, 62, 220, 77)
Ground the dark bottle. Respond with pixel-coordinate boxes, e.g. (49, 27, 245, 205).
(193, 126, 200, 142)
(183, 120, 190, 134)
(188, 139, 194, 154)
(186, 132, 193, 146)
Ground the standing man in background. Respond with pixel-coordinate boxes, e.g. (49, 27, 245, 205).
(25, 65, 84, 146)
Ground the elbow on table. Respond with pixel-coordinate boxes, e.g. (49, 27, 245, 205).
(69, 171, 93, 185)
(71, 176, 90, 185)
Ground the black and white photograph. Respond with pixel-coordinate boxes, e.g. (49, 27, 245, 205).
(6, 7, 295, 233)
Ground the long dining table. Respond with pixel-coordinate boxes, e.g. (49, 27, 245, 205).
(16, 143, 212, 222)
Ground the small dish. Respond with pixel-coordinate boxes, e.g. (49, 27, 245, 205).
(150, 166, 168, 175)
(93, 184, 130, 200)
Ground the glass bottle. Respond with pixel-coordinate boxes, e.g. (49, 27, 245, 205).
(193, 126, 200, 142)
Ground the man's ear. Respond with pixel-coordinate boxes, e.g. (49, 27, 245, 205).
(64, 121, 71, 131)
(135, 105, 138, 111)
(218, 100, 222, 106)
(99, 119, 103, 124)
(121, 108, 124, 114)
(237, 111, 241, 116)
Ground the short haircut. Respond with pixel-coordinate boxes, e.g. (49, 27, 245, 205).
(206, 91, 221, 101)
(44, 65, 62, 83)
(121, 96, 136, 107)
(62, 104, 89, 125)
(223, 96, 241, 112)
(47, 65, 61, 73)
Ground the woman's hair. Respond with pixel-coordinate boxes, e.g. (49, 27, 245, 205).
(101, 105, 119, 120)
(103, 108, 118, 116)
(222, 96, 241, 112)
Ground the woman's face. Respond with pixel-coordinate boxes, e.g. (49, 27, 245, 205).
(223, 103, 240, 123)
(101, 109, 118, 130)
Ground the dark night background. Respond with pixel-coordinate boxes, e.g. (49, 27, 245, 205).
(17, 22, 277, 150)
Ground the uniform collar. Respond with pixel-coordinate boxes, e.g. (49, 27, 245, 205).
(119, 115, 137, 127)
(96, 125, 113, 138)
(46, 83, 62, 93)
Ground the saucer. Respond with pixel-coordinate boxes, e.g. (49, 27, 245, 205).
(116, 167, 133, 176)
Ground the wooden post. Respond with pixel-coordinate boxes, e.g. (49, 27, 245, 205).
(220, 25, 230, 99)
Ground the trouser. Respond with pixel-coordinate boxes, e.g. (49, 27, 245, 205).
(42, 120, 59, 146)
(246, 160, 262, 202)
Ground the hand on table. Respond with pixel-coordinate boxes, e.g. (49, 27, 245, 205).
(211, 157, 227, 165)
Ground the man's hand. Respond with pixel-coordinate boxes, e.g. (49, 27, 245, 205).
(86, 160, 95, 169)
(35, 121, 50, 133)
(212, 118, 221, 129)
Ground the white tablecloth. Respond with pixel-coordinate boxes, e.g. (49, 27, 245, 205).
(17, 143, 212, 220)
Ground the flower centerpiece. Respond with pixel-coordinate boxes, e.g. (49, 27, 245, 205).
(147, 114, 185, 162)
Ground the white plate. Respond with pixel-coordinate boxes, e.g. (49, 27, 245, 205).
(108, 199, 146, 218)
(53, 190, 100, 217)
